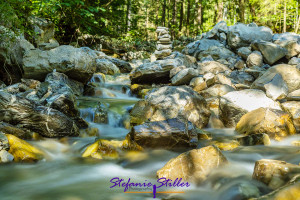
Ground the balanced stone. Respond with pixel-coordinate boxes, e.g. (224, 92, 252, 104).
(155, 26, 173, 59)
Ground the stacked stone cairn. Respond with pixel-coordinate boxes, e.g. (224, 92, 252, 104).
(154, 27, 172, 59)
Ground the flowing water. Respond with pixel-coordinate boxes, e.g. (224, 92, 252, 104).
(0, 74, 299, 200)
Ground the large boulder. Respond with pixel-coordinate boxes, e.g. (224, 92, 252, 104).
(0, 26, 35, 85)
(253, 159, 300, 190)
(235, 108, 296, 140)
(282, 101, 300, 133)
(130, 53, 196, 84)
(130, 86, 211, 128)
(22, 45, 98, 84)
(273, 32, 300, 59)
(108, 58, 133, 73)
(36, 72, 87, 128)
(157, 146, 228, 184)
(95, 59, 120, 75)
(0, 91, 79, 138)
(128, 118, 198, 150)
(251, 40, 287, 65)
(197, 46, 236, 61)
(264, 73, 289, 100)
(205, 21, 228, 40)
(252, 64, 300, 93)
(182, 39, 223, 57)
(171, 68, 199, 85)
(219, 89, 281, 127)
(227, 23, 273, 49)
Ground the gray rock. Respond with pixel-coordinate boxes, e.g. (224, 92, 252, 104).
(252, 64, 300, 93)
(227, 23, 273, 49)
(108, 58, 133, 73)
(129, 118, 198, 149)
(130, 59, 180, 84)
(234, 58, 246, 69)
(198, 61, 231, 75)
(200, 84, 235, 98)
(219, 89, 281, 127)
(244, 67, 266, 79)
(288, 57, 300, 65)
(203, 72, 216, 87)
(198, 46, 236, 61)
(171, 68, 199, 85)
(190, 76, 207, 92)
(251, 40, 287, 65)
(156, 44, 172, 51)
(0, 26, 35, 84)
(0, 150, 14, 163)
(220, 32, 227, 44)
(95, 59, 120, 75)
(205, 21, 228, 39)
(182, 39, 223, 57)
(130, 86, 211, 129)
(39, 38, 59, 50)
(130, 53, 195, 84)
(170, 65, 187, 78)
(29, 16, 56, 46)
(238, 47, 252, 60)
(273, 32, 300, 58)
(264, 74, 289, 100)
(0, 91, 79, 137)
(246, 51, 263, 67)
(23, 45, 97, 84)
(0, 132, 9, 151)
(154, 49, 172, 59)
(230, 71, 254, 86)
(36, 72, 87, 128)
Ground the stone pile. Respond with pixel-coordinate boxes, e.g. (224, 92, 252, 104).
(154, 27, 172, 59)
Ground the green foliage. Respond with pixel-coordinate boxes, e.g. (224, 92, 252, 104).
(1, 0, 300, 46)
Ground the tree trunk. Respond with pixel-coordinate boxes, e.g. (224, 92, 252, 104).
(217, 0, 223, 22)
(155, 0, 159, 26)
(172, 0, 176, 38)
(196, 0, 203, 35)
(239, 0, 245, 23)
(179, 0, 184, 31)
(162, 0, 167, 26)
(126, 0, 131, 32)
(249, 1, 256, 22)
(186, 0, 191, 36)
(283, 0, 287, 32)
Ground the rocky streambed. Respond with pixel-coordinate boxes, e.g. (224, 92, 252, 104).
(0, 19, 300, 200)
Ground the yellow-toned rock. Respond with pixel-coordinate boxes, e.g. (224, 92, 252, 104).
(6, 134, 44, 162)
(253, 159, 300, 190)
(236, 108, 296, 140)
(210, 140, 240, 151)
(282, 101, 300, 133)
(157, 146, 228, 184)
(82, 136, 143, 160)
(274, 182, 300, 200)
(82, 139, 119, 159)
